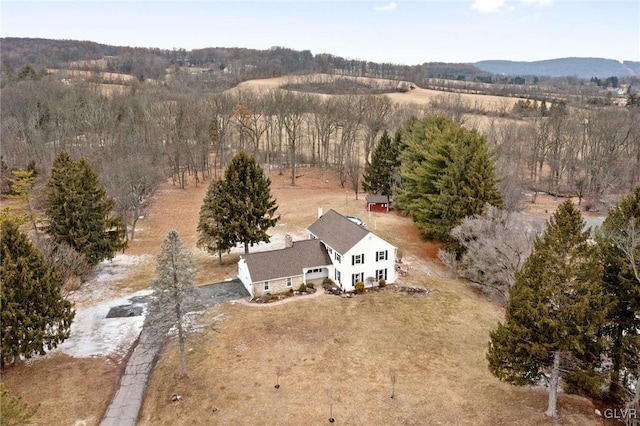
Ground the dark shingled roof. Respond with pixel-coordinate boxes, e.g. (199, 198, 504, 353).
(242, 239, 332, 282)
(365, 194, 390, 204)
(307, 209, 369, 254)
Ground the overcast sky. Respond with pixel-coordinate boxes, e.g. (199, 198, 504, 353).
(2, 0, 639, 65)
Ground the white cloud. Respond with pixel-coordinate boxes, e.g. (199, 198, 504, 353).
(522, 0, 553, 7)
(471, 0, 506, 13)
(374, 2, 397, 12)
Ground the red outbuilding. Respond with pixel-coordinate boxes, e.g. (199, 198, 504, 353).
(365, 194, 390, 212)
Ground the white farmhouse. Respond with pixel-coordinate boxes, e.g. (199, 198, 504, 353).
(237, 209, 397, 297)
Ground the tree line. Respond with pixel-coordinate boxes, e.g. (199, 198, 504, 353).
(7, 37, 636, 106)
(4, 75, 639, 222)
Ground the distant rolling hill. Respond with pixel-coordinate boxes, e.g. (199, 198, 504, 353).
(475, 58, 639, 78)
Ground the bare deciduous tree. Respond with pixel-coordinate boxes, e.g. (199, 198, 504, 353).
(104, 153, 164, 241)
(34, 237, 91, 293)
(274, 366, 282, 389)
(450, 206, 540, 297)
(361, 94, 392, 162)
(312, 97, 339, 183)
(274, 90, 310, 185)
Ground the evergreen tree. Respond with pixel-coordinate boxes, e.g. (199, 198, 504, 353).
(7, 169, 39, 240)
(487, 201, 608, 418)
(197, 178, 235, 263)
(362, 130, 398, 196)
(0, 384, 39, 425)
(198, 152, 279, 255)
(1, 220, 75, 367)
(397, 115, 503, 241)
(540, 99, 548, 117)
(45, 152, 126, 266)
(145, 230, 198, 376)
(597, 186, 640, 400)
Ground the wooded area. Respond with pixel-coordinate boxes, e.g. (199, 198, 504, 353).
(2, 70, 639, 221)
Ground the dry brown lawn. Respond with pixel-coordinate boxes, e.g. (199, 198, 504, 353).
(1, 167, 604, 425)
(0, 354, 120, 425)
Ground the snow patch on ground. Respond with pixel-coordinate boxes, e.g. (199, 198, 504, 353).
(50, 254, 153, 359)
(55, 289, 152, 358)
(68, 254, 151, 305)
(92, 253, 151, 285)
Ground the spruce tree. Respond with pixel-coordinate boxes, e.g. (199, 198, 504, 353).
(1, 220, 74, 367)
(45, 152, 126, 266)
(199, 152, 279, 255)
(487, 200, 608, 418)
(7, 169, 39, 240)
(197, 178, 235, 263)
(397, 115, 503, 241)
(362, 130, 398, 196)
(145, 230, 197, 376)
(597, 186, 640, 400)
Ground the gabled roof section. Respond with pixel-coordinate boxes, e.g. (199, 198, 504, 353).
(366, 194, 390, 204)
(307, 209, 369, 254)
(242, 239, 332, 282)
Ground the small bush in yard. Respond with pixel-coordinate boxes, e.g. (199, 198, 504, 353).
(307, 282, 314, 289)
(0, 384, 39, 425)
(355, 281, 365, 293)
(299, 283, 307, 292)
(322, 278, 334, 289)
(379, 279, 386, 287)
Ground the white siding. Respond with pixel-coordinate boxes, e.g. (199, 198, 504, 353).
(341, 233, 396, 291)
(304, 267, 331, 282)
(237, 257, 254, 297)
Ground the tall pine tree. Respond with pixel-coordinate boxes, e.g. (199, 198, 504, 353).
(1, 220, 74, 367)
(45, 152, 126, 266)
(198, 152, 279, 255)
(487, 200, 608, 418)
(197, 178, 235, 263)
(145, 230, 197, 376)
(597, 186, 640, 401)
(397, 115, 503, 241)
(362, 130, 399, 196)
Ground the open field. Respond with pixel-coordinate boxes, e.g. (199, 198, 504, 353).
(237, 73, 523, 113)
